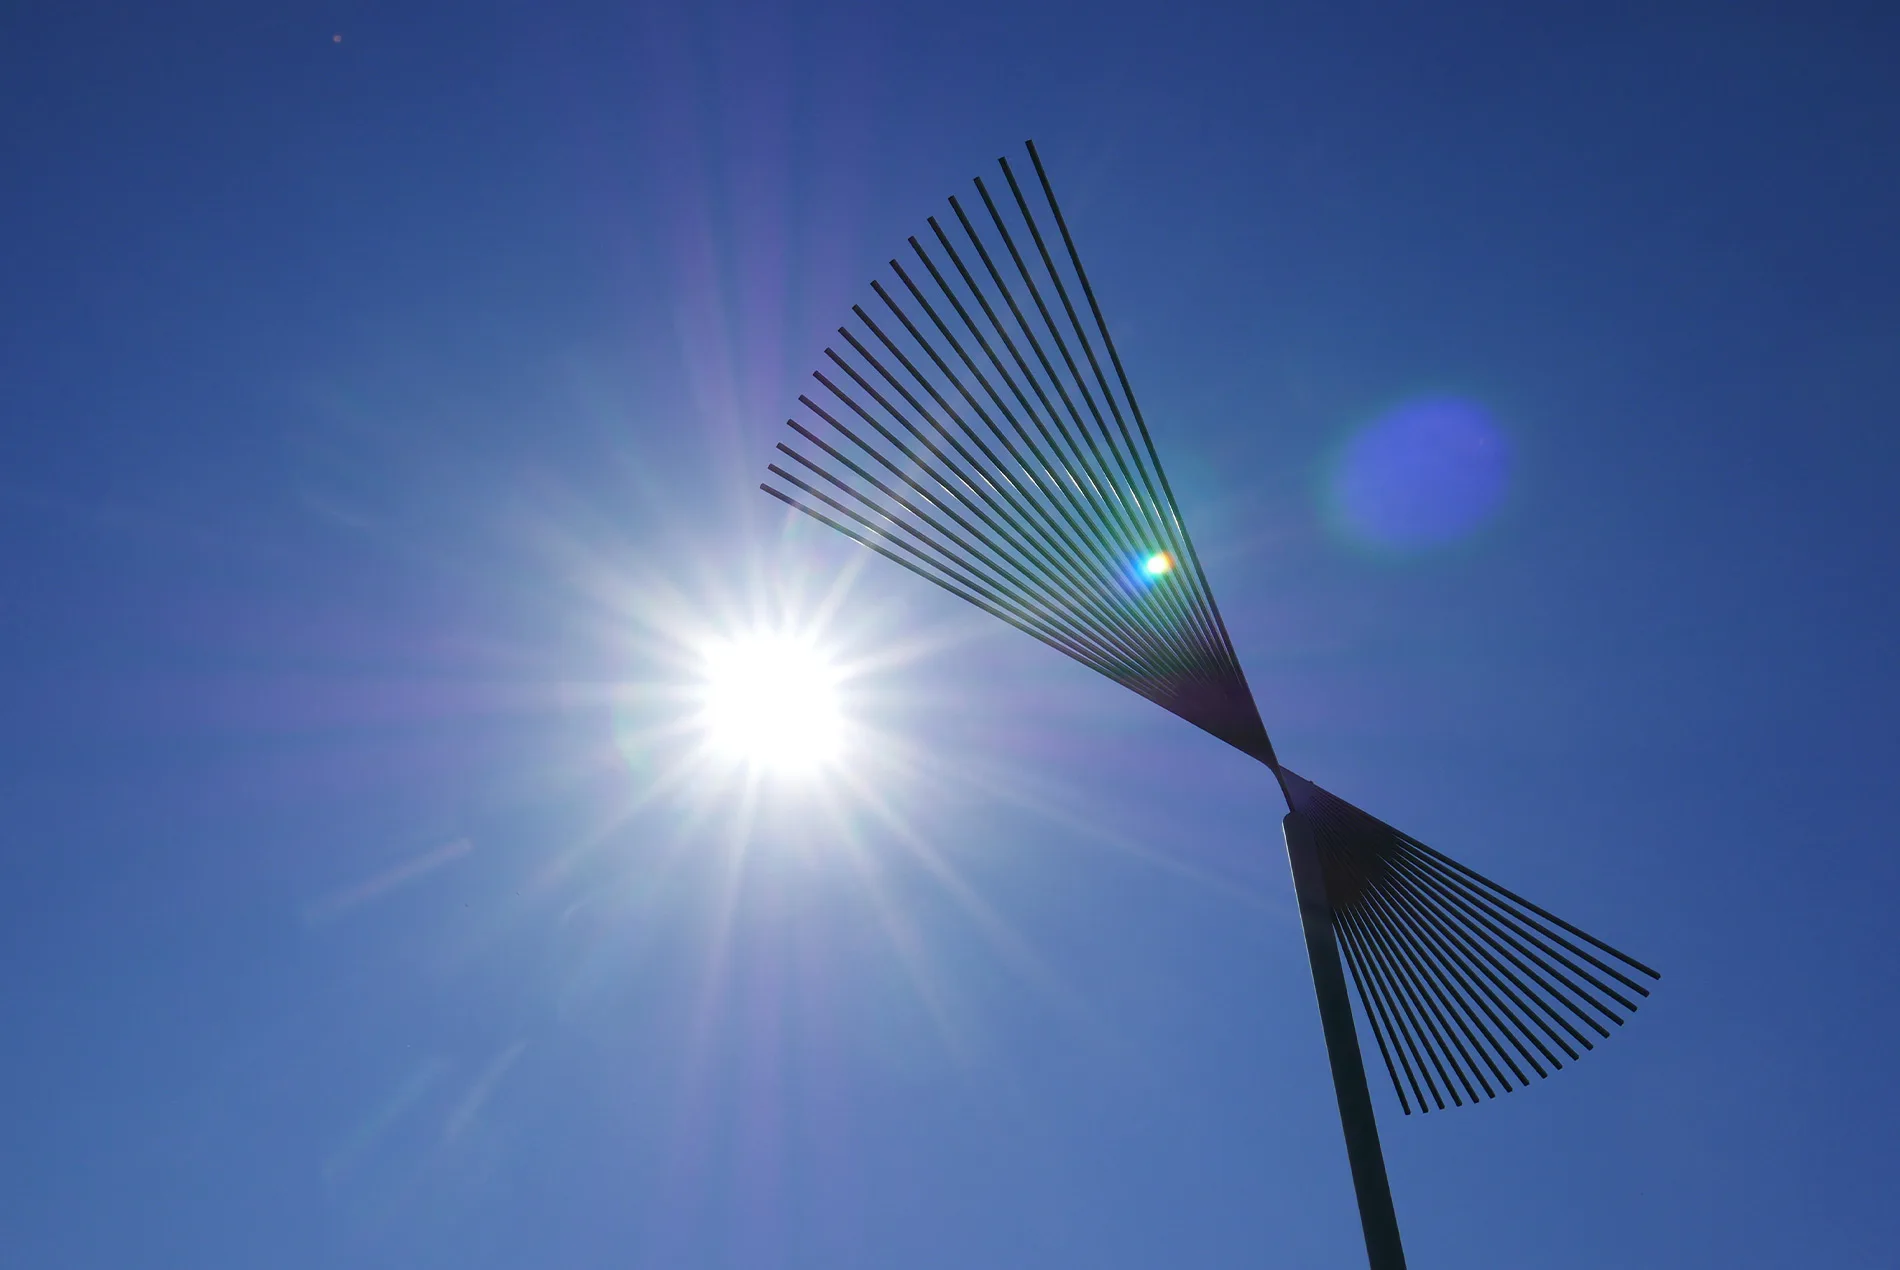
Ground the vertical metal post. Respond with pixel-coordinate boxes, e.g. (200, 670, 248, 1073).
(1283, 811, 1408, 1270)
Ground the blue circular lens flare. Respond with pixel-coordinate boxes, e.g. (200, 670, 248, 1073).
(1331, 397, 1511, 550)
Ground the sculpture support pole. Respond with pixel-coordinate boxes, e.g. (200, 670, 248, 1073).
(1283, 811, 1408, 1270)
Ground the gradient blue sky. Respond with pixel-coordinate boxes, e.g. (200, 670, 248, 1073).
(4, 3, 1897, 1267)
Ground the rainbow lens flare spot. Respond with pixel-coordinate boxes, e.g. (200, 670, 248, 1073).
(1142, 551, 1174, 577)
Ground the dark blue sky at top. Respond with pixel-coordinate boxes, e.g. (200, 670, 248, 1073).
(3, 2, 1897, 1266)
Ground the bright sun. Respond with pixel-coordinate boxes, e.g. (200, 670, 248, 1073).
(698, 634, 845, 775)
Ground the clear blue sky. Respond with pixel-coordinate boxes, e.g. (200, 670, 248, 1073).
(4, 3, 1897, 1266)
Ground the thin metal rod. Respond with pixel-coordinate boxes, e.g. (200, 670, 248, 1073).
(1347, 880, 1489, 1104)
(760, 484, 1178, 718)
(802, 366, 1181, 668)
(1393, 835, 1662, 982)
(892, 238, 1232, 680)
(1284, 811, 1407, 1270)
(1351, 878, 1504, 1100)
(776, 417, 1183, 677)
(864, 268, 1233, 682)
(1355, 871, 1539, 1089)
(917, 220, 1135, 533)
(935, 200, 1168, 564)
(765, 455, 1141, 674)
(922, 199, 1244, 688)
(1385, 858, 1616, 1042)
(1386, 841, 1653, 1002)
(1334, 882, 1453, 1110)
(972, 172, 1239, 670)
(1330, 905, 1417, 1114)
(1333, 897, 1443, 1111)
(1024, 140, 1254, 682)
(1321, 839, 1519, 1099)
(824, 322, 1222, 677)
(1368, 860, 1589, 1063)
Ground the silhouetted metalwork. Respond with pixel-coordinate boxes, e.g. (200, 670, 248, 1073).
(761, 141, 1659, 1270)
(1284, 771, 1658, 1115)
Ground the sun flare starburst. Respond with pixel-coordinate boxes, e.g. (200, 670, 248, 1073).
(697, 633, 845, 775)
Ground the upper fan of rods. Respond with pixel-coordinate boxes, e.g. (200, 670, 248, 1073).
(1285, 770, 1663, 1114)
(760, 141, 1274, 764)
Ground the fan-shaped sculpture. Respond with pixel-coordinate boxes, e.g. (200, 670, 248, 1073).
(760, 141, 1658, 1269)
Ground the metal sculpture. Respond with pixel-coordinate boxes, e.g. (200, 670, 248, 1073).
(759, 141, 1658, 1268)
